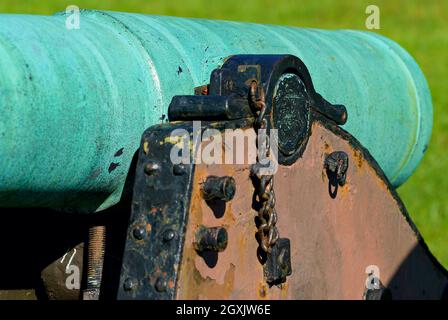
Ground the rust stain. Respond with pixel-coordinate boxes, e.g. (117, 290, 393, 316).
(353, 149, 363, 168)
(258, 282, 267, 299)
(338, 184, 350, 196)
(175, 122, 445, 299)
(279, 282, 289, 299)
(89, 226, 106, 262)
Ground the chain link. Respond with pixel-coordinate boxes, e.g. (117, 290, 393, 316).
(249, 81, 280, 254)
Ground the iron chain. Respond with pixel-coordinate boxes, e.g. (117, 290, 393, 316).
(249, 81, 280, 254)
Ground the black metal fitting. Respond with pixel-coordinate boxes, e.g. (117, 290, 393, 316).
(325, 151, 349, 186)
(194, 226, 228, 253)
(201, 176, 236, 201)
(132, 225, 146, 240)
(123, 278, 137, 291)
(173, 163, 187, 175)
(118, 122, 196, 300)
(273, 73, 311, 158)
(154, 277, 168, 293)
(162, 229, 176, 242)
(264, 238, 292, 285)
(168, 54, 347, 166)
(144, 161, 160, 176)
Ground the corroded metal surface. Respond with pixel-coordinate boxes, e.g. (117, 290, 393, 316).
(176, 119, 447, 299)
(117, 122, 197, 300)
(0, 12, 432, 214)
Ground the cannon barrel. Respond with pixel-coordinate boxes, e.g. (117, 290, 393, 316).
(0, 10, 432, 212)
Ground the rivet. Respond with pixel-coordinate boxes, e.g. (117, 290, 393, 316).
(133, 225, 146, 240)
(123, 278, 137, 291)
(163, 229, 176, 242)
(173, 163, 187, 175)
(324, 151, 348, 186)
(144, 161, 160, 176)
(155, 277, 167, 292)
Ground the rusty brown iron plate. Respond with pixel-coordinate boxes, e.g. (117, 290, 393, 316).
(176, 119, 448, 300)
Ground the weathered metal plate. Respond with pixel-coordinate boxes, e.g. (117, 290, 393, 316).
(117, 122, 196, 300)
(175, 118, 447, 300)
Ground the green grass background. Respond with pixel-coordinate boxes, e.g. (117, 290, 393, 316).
(1, 0, 446, 266)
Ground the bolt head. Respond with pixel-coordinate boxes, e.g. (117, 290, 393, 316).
(123, 278, 137, 291)
(133, 226, 146, 240)
(154, 277, 167, 292)
(173, 164, 187, 175)
(144, 161, 160, 175)
(163, 229, 176, 242)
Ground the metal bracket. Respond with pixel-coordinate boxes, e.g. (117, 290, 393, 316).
(117, 123, 196, 300)
(169, 54, 347, 165)
(264, 238, 292, 285)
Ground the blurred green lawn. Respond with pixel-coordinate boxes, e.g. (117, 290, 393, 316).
(1, 0, 447, 266)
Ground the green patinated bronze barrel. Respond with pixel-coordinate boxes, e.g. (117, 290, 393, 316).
(0, 10, 432, 212)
